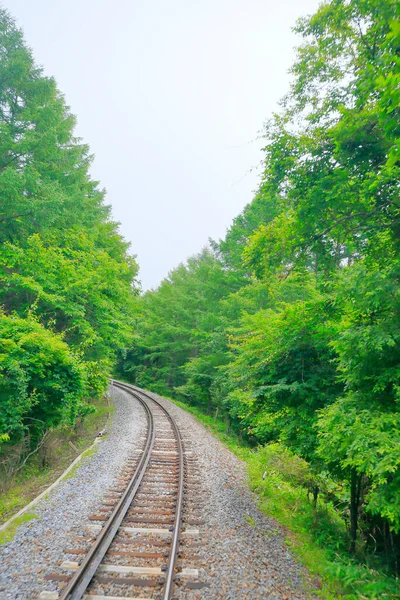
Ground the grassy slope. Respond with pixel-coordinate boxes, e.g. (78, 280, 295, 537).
(0, 395, 112, 529)
(162, 395, 399, 600)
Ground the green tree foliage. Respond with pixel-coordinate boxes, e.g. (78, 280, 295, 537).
(224, 274, 340, 459)
(122, 0, 400, 580)
(0, 312, 86, 439)
(0, 9, 138, 447)
(118, 250, 236, 410)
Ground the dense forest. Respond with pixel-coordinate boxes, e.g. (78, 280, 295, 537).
(0, 9, 138, 463)
(1, 0, 399, 596)
(117, 0, 400, 591)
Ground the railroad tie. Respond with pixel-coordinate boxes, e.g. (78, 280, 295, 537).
(45, 383, 197, 600)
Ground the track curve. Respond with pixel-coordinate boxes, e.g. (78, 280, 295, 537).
(50, 381, 188, 600)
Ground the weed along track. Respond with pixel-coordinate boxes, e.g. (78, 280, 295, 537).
(39, 381, 205, 600)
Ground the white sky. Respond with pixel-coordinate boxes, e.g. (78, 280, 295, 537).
(5, 0, 321, 290)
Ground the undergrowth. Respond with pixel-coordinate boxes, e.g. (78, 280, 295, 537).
(0, 394, 112, 524)
(247, 446, 399, 600)
(160, 392, 399, 600)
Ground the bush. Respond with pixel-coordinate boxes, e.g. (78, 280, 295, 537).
(0, 312, 86, 442)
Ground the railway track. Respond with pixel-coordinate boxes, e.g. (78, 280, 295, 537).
(39, 381, 203, 600)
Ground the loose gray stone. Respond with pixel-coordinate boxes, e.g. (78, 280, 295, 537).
(0, 385, 319, 599)
(142, 388, 319, 600)
(0, 386, 146, 600)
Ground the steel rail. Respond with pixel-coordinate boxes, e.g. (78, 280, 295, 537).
(59, 383, 155, 600)
(114, 381, 185, 600)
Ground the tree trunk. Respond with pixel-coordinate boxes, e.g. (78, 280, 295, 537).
(213, 407, 219, 423)
(313, 485, 319, 509)
(225, 415, 231, 434)
(350, 469, 362, 553)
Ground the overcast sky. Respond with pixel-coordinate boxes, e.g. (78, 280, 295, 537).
(6, 0, 321, 290)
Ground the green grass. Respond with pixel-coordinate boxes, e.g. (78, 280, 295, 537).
(63, 443, 100, 481)
(244, 514, 256, 527)
(161, 393, 400, 600)
(0, 394, 112, 524)
(0, 512, 37, 545)
(247, 447, 400, 600)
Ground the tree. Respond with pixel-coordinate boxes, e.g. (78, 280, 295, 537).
(0, 9, 138, 447)
(318, 260, 400, 550)
(120, 0, 400, 570)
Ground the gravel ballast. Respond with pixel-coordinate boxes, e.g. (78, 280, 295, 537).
(143, 389, 318, 600)
(0, 385, 318, 599)
(0, 387, 146, 600)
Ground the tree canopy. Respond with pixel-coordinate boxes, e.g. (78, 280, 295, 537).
(1, 0, 399, 589)
(0, 8, 138, 445)
(119, 0, 400, 577)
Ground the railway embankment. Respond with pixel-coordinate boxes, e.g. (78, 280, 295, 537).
(0, 386, 145, 599)
(0, 385, 318, 600)
(0, 396, 112, 532)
